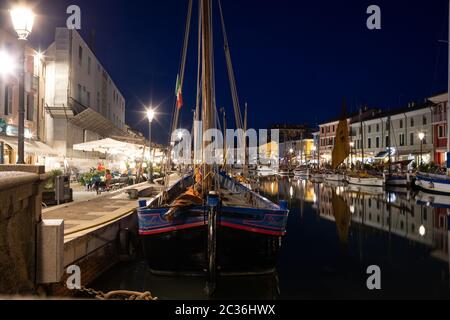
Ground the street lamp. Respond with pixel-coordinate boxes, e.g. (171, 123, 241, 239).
(418, 132, 425, 166)
(10, 6, 35, 164)
(147, 108, 155, 183)
(349, 141, 354, 167)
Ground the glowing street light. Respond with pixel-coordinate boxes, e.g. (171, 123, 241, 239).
(418, 132, 425, 166)
(10, 7, 35, 40)
(146, 108, 155, 123)
(349, 141, 355, 166)
(9, 6, 35, 164)
(419, 225, 426, 237)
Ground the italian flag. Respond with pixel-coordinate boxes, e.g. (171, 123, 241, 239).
(175, 74, 183, 109)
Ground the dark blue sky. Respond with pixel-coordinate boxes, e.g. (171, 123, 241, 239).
(1, 0, 449, 143)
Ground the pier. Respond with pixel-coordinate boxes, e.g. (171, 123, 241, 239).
(0, 164, 181, 297)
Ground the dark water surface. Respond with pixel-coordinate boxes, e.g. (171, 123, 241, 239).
(92, 177, 450, 299)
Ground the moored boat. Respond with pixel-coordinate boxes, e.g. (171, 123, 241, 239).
(414, 172, 450, 195)
(138, 172, 289, 274)
(347, 172, 384, 187)
(324, 171, 346, 182)
(137, 0, 289, 283)
(385, 173, 410, 187)
(293, 165, 309, 178)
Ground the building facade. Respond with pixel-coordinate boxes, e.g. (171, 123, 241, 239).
(429, 93, 448, 166)
(350, 103, 434, 165)
(44, 28, 127, 169)
(0, 28, 47, 164)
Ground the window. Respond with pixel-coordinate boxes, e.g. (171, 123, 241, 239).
(368, 138, 371, 148)
(88, 56, 91, 74)
(399, 133, 405, 146)
(87, 91, 91, 107)
(332, 125, 335, 132)
(83, 129, 87, 142)
(376, 137, 379, 148)
(376, 124, 379, 132)
(410, 132, 414, 146)
(77, 84, 82, 102)
(423, 116, 427, 125)
(410, 118, 414, 127)
(386, 120, 390, 130)
(368, 125, 371, 133)
(438, 125, 445, 138)
(78, 46, 83, 66)
(385, 136, 390, 147)
(399, 119, 403, 129)
(26, 94, 34, 121)
(321, 127, 324, 134)
(4, 85, 13, 115)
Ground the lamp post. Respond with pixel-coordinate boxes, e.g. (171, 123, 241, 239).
(311, 145, 317, 169)
(418, 132, 425, 166)
(349, 141, 355, 168)
(147, 108, 155, 183)
(10, 7, 35, 164)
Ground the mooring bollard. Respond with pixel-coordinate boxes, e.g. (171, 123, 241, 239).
(138, 199, 147, 208)
(279, 200, 288, 210)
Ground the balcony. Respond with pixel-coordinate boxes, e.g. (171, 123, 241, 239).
(432, 112, 447, 124)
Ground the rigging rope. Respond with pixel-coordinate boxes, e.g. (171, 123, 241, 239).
(218, 0, 244, 132)
(164, 0, 193, 191)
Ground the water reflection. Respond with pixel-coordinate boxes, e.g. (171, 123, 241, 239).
(259, 176, 450, 299)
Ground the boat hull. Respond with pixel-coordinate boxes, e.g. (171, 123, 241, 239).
(385, 177, 408, 187)
(137, 173, 288, 275)
(141, 224, 281, 275)
(415, 173, 450, 195)
(347, 176, 384, 187)
(324, 173, 346, 182)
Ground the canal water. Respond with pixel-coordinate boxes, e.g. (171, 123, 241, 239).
(92, 177, 450, 299)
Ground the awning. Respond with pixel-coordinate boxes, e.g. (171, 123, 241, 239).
(0, 136, 60, 157)
(373, 151, 389, 160)
(70, 108, 129, 139)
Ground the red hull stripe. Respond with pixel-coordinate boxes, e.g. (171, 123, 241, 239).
(139, 221, 205, 235)
(139, 220, 285, 236)
(220, 221, 286, 236)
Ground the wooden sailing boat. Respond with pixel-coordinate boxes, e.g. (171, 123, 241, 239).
(347, 106, 384, 187)
(325, 101, 350, 182)
(137, 0, 289, 278)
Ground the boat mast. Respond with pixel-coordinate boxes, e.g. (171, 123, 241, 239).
(388, 114, 391, 176)
(201, 0, 215, 193)
(244, 103, 248, 175)
(360, 108, 365, 169)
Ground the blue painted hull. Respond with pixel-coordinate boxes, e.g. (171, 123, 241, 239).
(137, 173, 289, 274)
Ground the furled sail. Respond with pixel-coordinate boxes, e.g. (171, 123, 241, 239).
(331, 101, 350, 170)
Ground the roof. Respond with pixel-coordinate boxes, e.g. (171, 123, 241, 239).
(349, 101, 434, 124)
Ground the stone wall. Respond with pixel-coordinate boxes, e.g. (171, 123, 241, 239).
(0, 165, 47, 294)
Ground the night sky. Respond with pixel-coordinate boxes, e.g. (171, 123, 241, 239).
(0, 0, 448, 143)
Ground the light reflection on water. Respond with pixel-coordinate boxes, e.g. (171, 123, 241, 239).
(260, 176, 450, 299)
(92, 176, 450, 299)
